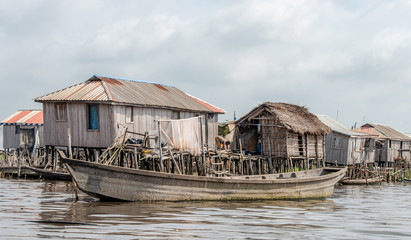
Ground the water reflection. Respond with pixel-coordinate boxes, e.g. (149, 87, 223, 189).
(1, 178, 411, 239)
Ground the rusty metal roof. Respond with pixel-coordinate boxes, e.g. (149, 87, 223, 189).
(360, 123, 411, 141)
(35, 75, 225, 114)
(1, 110, 43, 126)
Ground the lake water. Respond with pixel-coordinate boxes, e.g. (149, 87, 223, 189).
(1, 178, 411, 239)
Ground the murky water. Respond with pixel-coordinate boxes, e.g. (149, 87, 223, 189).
(1, 178, 411, 239)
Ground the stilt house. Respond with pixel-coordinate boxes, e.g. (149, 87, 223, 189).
(356, 123, 411, 166)
(236, 102, 331, 169)
(34, 75, 225, 156)
(0, 110, 44, 150)
(317, 115, 376, 166)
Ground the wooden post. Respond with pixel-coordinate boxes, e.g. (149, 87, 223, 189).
(94, 149, 99, 163)
(52, 147, 56, 171)
(17, 149, 21, 177)
(168, 150, 181, 174)
(5, 148, 9, 166)
(322, 135, 326, 167)
(285, 131, 289, 172)
(158, 121, 164, 172)
(316, 135, 319, 168)
(306, 134, 310, 170)
(68, 128, 73, 159)
(72, 180, 79, 202)
(133, 147, 138, 169)
(239, 138, 244, 175)
(199, 116, 206, 176)
(44, 146, 49, 169)
(267, 137, 273, 173)
(180, 152, 185, 174)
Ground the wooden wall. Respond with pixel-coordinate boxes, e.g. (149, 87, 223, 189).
(238, 113, 325, 160)
(43, 102, 115, 148)
(2, 125, 44, 149)
(325, 132, 349, 165)
(43, 102, 219, 149)
(325, 132, 376, 166)
(106, 105, 218, 149)
(381, 140, 411, 163)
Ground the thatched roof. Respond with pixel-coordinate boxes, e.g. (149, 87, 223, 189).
(236, 102, 331, 135)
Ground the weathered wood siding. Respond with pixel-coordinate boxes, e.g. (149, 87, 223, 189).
(3, 125, 18, 149)
(325, 132, 349, 165)
(380, 140, 411, 163)
(2, 125, 44, 149)
(205, 113, 218, 149)
(113, 106, 217, 149)
(43, 102, 115, 148)
(349, 138, 375, 165)
(325, 132, 376, 166)
(240, 113, 325, 159)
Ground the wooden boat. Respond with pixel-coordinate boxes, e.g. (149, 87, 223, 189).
(62, 157, 347, 202)
(340, 177, 382, 185)
(25, 166, 72, 181)
(0, 166, 39, 178)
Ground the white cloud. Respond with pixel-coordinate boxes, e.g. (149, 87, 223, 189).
(370, 28, 411, 63)
(1, 0, 411, 133)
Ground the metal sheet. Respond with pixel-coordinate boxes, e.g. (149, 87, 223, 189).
(0, 110, 43, 126)
(35, 76, 224, 114)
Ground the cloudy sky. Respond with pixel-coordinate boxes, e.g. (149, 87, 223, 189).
(1, 0, 411, 133)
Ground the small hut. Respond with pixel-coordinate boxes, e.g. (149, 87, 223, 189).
(356, 123, 411, 167)
(34, 75, 225, 161)
(236, 102, 331, 171)
(0, 110, 44, 157)
(317, 115, 376, 166)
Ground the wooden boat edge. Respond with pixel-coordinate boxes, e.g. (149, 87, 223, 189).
(62, 157, 347, 185)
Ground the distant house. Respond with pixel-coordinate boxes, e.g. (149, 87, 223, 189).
(356, 123, 411, 166)
(317, 115, 376, 166)
(34, 75, 225, 155)
(0, 110, 44, 150)
(236, 102, 331, 170)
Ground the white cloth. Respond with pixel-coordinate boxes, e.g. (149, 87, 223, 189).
(160, 117, 202, 155)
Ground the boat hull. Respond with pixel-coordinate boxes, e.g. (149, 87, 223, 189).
(63, 158, 347, 202)
(25, 166, 72, 181)
(340, 177, 382, 185)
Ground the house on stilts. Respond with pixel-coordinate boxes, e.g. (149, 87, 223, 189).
(355, 123, 411, 167)
(34, 75, 225, 164)
(317, 115, 376, 166)
(0, 110, 44, 163)
(235, 102, 331, 173)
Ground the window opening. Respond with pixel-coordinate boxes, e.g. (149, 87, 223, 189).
(88, 104, 99, 130)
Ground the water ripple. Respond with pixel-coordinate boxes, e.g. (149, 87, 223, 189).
(1, 178, 411, 239)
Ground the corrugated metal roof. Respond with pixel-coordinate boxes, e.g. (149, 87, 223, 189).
(186, 93, 225, 114)
(35, 75, 225, 114)
(0, 110, 43, 126)
(360, 123, 411, 141)
(316, 115, 369, 137)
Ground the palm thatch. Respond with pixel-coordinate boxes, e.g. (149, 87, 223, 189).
(237, 102, 331, 135)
